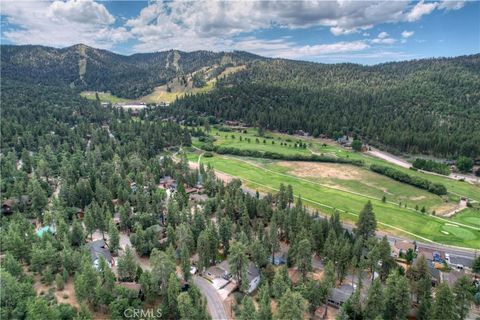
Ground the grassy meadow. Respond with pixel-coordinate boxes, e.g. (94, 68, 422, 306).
(189, 126, 480, 248)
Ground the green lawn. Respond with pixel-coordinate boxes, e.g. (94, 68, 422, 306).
(194, 127, 480, 203)
(188, 151, 480, 248)
(450, 208, 480, 226)
(262, 161, 443, 211)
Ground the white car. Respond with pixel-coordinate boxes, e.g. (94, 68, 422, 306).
(190, 266, 198, 275)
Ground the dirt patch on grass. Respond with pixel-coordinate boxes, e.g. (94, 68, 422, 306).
(278, 161, 362, 180)
(410, 196, 426, 201)
(433, 202, 458, 216)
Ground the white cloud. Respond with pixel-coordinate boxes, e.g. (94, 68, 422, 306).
(401, 30, 415, 38)
(234, 38, 370, 59)
(0, 0, 469, 59)
(371, 32, 396, 45)
(406, 1, 438, 22)
(438, 0, 465, 10)
(371, 38, 397, 45)
(1, 0, 130, 49)
(48, 0, 114, 25)
(378, 32, 389, 39)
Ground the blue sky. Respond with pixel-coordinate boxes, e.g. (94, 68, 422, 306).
(1, 0, 478, 64)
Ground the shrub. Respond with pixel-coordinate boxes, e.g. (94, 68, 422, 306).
(370, 164, 447, 195)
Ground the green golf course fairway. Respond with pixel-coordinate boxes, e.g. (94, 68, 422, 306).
(188, 151, 480, 249)
(195, 127, 480, 202)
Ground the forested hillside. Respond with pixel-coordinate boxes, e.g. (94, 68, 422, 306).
(0, 44, 262, 98)
(173, 56, 480, 158)
(2, 44, 479, 157)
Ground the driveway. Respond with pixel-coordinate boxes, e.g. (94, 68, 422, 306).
(194, 276, 228, 320)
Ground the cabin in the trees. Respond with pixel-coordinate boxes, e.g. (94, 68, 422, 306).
(2, 199, 14, 215)
(327, 284, 354, 308)
(159, 176, 177, 191)
(189, 193, 209, 203)
(337, 135, 352, 147)
(412, 258, 441, 287)
(88, 239, 114, 269)
(245, 263, 261, 293)
(204, 260, 261, 294)
(392, 240, 416, 258)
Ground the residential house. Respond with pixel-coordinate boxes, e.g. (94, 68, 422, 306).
(337, 136, 352, 147)
(412, 258, 441, 287)
(328, 284, 354, 308)
(246, 263, 261, 294)
(87, 239, 114, 269)
(204, 260, 260, 294)
(185, 187, 198, 194)
(159, 176, 176, 190)
(189, 194, 209, 203)
(418, 247, 445, 263)
(392, 240, 415, 258)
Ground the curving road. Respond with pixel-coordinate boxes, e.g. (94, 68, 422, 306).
(194, 276, 228, 320)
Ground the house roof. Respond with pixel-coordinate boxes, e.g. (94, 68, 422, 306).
(449, 256, 473, 267)
(418, 247, 445, 261)
(426, 263, 441, 282)
(2, 199, 15, 207)
(185, 187, 198, 194)
(87, 239, 113, 264)
(190, 194, 209, 202)
(394, 240, 415, 252)
(247, 262, 260, 282)
(206, 266, 227, 278)
(329, 284, 354, 304)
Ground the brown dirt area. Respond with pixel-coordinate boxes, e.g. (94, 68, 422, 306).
(432, 202, 459, 216)
(278, 161, 362, 180)
(410, 196, 426, 201)
(33, 276, 80, 309)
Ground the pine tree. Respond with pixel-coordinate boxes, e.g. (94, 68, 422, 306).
(257, 283, 272, 320)
(108, 220, 120, 254)
(356, 201, 377, 241)
(296, 238, 312, 280)
(272, 267, 289, 299)
(240, 296, 257, 320)
(416, 278, 432, 320)
(453, 275, 473, 320)
(167, 273, 180, 318)
(117, 246, 138, 282)
(228, 241, 248, 290)
(364, 278, 385, 319)
(274, 289, 307, 320)
(432, 283, 455, 320)
(384, 270, 410, 320)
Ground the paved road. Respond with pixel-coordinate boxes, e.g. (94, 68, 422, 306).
(194, 276, 228, 320)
